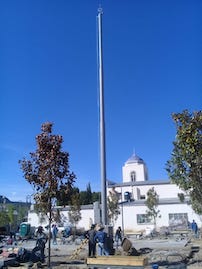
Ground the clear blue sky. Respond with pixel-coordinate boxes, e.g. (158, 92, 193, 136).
(0, 0, 201, 202)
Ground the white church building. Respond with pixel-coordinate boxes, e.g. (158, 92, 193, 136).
(27, 153, 201, 234)
(107, 153, 201, 233)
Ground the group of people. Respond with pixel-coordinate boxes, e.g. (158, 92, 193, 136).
(32, 224, 123, 262)
(86, 225, 123, 257)
(25, 218, 201, 264)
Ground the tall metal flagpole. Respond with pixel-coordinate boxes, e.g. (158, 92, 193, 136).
(97, 7, 107, 225)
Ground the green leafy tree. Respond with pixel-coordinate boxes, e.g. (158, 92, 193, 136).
(68, 191, 81, 240)
(85, 182, 92, 203)
(57, 187, 79, 206)
(166, 110, 202, 214)
(107, 189, 120, 225)
(19, 122, 76, 267)
(79, 183, 100, 205)
(0, 211, 10, 227)
(92, 191, 100, 203)
(0, 204, 20, 231)
(145, 187, 161, 227)
(6, 205, 17, 229)
(79, 182, 92, 205)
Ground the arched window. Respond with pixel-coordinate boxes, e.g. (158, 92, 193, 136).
(130, 171, 136, 182)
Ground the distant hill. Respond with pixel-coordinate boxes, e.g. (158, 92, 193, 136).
(0, 195, 11, 203)
(0, 195, 29, 205)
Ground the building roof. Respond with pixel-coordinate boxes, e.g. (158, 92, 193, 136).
(125, 153, 145, 164)
(107, 179, 171, 188)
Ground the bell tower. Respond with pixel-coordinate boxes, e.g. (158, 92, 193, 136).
(122, 153, 148, 183)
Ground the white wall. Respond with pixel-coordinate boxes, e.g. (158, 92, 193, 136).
(132, 184, 183, 199)
(27, 206, 95, 231)
(112, 202, 201, 233)
(27, 200, 201, 235)
(27, 212, 49, 228)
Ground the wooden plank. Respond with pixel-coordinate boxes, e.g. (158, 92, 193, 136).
(87, 266, 145, 269)
(70, 238, 88, 259)
(87, 255, 148, 266)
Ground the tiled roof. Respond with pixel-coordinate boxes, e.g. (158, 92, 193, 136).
(125, 153, 144, 164)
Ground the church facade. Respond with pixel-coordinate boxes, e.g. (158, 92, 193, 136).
(107, 153, 201, 233)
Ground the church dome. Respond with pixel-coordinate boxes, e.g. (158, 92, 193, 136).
(125, 153, 144, 164)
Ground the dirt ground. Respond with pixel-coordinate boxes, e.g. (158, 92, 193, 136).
(6, 236, 202, 268)
(49, 239, 202, 269)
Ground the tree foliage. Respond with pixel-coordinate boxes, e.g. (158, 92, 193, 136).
(166, 110, 202, 214)
(91, 191, 100, 203)
(68, 190, 81, 237)
(79, 183, 100, 205)
(19, 122, 76, 213)
(107, 188, 120, 225)
(57, 183, 100, 206)
(79, 182, 92, 205)
(0, 201, 30, 230)
(19, 122, 76, 266)
(145, 187, 161, 226)
(57, 187, 79, 206)
(68, 196, 81, 226)
(0, 211, 10, 227)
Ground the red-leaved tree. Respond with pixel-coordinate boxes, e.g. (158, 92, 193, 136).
(19, 122, 76, 267)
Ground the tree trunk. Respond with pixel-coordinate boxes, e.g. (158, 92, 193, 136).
(47, 198, 52, 268)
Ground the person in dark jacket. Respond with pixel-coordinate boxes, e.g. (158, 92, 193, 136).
(115, 226, 122, 247)
(115, 226, 122, 245)
(34, 226, 48, 263)
(191, 220, 198, 238)
(94, 227, 109, 256)
(51, 224, 58, 245)
(86, 224, 96, 257)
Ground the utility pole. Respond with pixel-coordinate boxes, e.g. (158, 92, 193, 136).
(97, 7, 107, 225)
